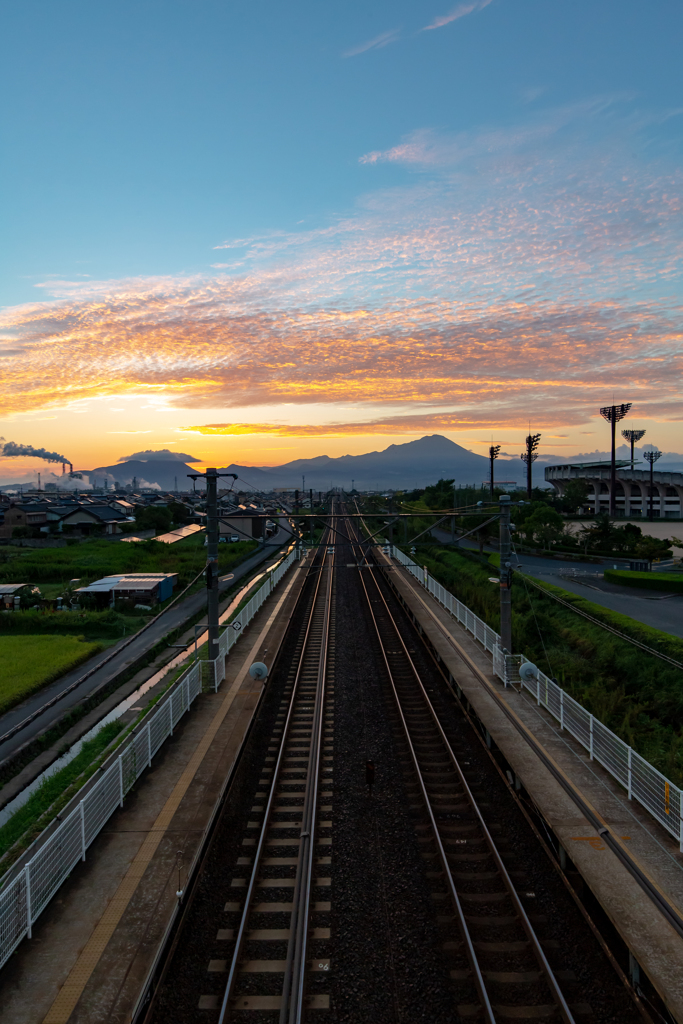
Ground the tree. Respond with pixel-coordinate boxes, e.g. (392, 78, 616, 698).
(134, 505, 173, 534)
(556, 479, 589, 514)
(523, 505, 565, 549)
(423, 478, 455, 509)
(633, 535, 673, 564)
(167, 501, 190, 525)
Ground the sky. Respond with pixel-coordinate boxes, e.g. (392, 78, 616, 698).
(1, 0, 682, 481)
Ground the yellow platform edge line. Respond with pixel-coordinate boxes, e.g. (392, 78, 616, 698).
(43, 571, 299, 1024)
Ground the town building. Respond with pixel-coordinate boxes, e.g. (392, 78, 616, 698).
(75, 573, 178, 607)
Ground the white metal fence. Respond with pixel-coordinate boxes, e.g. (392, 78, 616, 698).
(209, 547, 298, 689)
(390, 544, 683, 850)
(0, 659, 202, 970)
(0, 546, 299, 971)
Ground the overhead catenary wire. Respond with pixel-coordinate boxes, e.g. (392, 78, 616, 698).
(511, 566, 683, 672)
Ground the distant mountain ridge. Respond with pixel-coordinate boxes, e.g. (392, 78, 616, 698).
(88, 436, 498, 491)
(83, 436, 683, 493)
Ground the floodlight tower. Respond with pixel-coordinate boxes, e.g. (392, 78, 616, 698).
(489, 445, 501, 500)
(622, 428, 646, 470)
(643, 449, 662, 521)
(600, 404, 631, 516)
(520, 433, 541, 499)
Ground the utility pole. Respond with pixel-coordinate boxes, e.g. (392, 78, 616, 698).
(622, 428, 645, 470)
(451, 481, 456, 544)
(489, 445, 500, 500)
(520, 434, 541, 500)
(600, 403, 631, 516)
(309, 488, 314, 545)
(643, 450, 662, 521)
(187, 468, 237, 658)
(499, 495, 512, 655)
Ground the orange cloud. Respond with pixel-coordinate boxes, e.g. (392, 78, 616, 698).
(2, 106, 682, 436)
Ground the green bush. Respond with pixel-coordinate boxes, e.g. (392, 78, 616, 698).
(417, 543, 683, 784)
(603, 570, 683, 593)
(0, 608, 145, 639)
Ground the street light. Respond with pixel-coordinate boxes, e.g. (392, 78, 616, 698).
(600, 404, 631, 516)
(489, 445, 501, 500)
(622, 428, 646, 470)
(520, 434, 541, 500)
(643, 449, 662, 521)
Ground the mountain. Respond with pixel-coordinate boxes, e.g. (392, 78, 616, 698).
(86, 459, 198, 491)
(220, 435, 497, 490)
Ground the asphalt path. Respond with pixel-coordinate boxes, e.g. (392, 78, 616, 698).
(429, 527, 683, 639)
(0, 529, 292, 765)
(513, 554, 683, 640)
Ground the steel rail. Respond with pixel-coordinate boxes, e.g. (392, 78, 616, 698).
(280, 513, 334, 1024)
(345, 513, 576, 1024)
(387, 557, 683, 944)
(217, 523, 333, 1023)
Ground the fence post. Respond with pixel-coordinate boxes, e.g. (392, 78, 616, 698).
(80, 800, 86, 861)
(628, 747, 632, 800)
(25, 865, 32, 939)
(184, 673, 189, 711)
(119, 754, 124, 807)
(560, 689, 564, 731)
(589, 715, 594, 760)
(536, 674, 540, 706)
(147, 721, 152, 768)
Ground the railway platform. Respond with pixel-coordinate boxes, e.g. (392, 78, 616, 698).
(0, 558, 307, 1024)
(384, 554, 683, 1022)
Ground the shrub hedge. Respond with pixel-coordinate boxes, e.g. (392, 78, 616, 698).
(416, 543, 683, 785)
(603, 570, 683, 593)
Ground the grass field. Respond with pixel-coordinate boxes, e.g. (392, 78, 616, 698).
(0, 535, 257, 589)
(0, 635, 103, 715)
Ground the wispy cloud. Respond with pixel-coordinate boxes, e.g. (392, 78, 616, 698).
(1, 100, 681, 436)
(422, 0, 493, 32)
(342, 28, 400, 58)
(359, 97, 625, 166)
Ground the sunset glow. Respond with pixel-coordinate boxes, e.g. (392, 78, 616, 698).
(2, 2, 682, 478)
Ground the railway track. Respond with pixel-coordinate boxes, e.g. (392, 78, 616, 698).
(217, 522, 335, 1020)
(145, 518, 336, 1023)
(345, 511, 588, 1023)
(144, 504, 645, 1024)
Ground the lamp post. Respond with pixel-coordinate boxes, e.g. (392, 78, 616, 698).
(622, 428, 645, 470)
(520, 433, 541, 500)
(489, 445, 501, 500)
(600, 404, 631, 516)
(643, 450, 662, 521)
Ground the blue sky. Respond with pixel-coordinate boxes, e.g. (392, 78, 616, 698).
(1, 0, 682, 474)
(3, 0, 681, 301)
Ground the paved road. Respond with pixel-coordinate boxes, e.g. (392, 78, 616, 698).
(513, 554, 683, 639)
(0, 529, 291, 765)
(429, 527, 683, 639)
